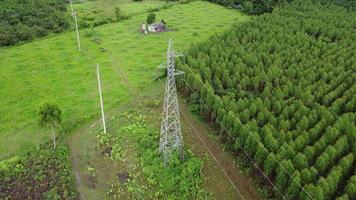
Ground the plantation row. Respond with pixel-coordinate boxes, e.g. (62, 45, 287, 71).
(208, 0, 355, 14)
(177, 1, 355, 199)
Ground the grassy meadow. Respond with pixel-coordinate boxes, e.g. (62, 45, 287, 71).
(72, 0, 177, 28)
(0, 1, 249, 160)
(72, 0, 173, 16)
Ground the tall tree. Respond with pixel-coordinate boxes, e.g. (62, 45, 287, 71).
(38, 102, 62, 150)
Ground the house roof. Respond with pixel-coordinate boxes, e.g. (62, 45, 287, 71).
(149, 22, 166, 28)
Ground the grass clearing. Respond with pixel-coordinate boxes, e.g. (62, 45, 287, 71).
(72, 0, 177, 28)
(72, 0, 170, 16)
(0, 1, 249, 160)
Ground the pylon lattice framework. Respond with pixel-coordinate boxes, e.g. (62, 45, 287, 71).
(159, 39, 184, 165)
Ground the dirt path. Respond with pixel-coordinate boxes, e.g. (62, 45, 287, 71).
(67, 96, 136, 200)
(68, 124, 91, 200)
(179, 99, 262, 200)
(67, 82, 262, 200)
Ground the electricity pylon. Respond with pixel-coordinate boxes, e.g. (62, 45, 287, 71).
(159, 39, 184, 165)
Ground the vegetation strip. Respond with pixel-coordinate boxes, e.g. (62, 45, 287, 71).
(155, 70, 247, 199)
(179, 75, 288, 199)
(176, 0, 355, 199)
(0, 143, 79, 199)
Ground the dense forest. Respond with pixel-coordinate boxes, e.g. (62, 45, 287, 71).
(207, 0, 355, 14)
(177, 0, 356, 199)
(0, 0, 69, 46)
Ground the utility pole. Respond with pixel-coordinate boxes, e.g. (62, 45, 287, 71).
(69, 0, 74, 18)
(159, 39, 184, 165)
(96, 64, 107, 134)
(73, 10, 81, 51)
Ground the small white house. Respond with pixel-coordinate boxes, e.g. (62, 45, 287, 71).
(147, 22, 167, 33)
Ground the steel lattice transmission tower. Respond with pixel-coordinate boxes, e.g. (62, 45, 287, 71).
(159, 39, 184, 165)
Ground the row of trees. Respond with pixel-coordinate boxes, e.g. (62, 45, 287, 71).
(208, 0, 355, 14)
(0, 0, 69, 46)
(177, 1, 355, 199)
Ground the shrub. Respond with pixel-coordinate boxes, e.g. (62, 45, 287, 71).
(146, 13, 156, 24)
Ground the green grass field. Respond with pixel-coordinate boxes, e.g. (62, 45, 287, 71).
(0, 1, 249, 160)
(73, 0, 173, 16)
(72, 0, 177, 28)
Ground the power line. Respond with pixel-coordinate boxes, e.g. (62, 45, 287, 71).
(154, 67, 246, 200)
(179, 63, 313, 199)
(154, 39, 247, 198)
(179, 106, 246, 200)
(180, 77, 286, 199)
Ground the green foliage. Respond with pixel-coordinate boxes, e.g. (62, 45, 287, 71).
(110, 144, 123, 161)
(38, 102, 62, 127)
(146, 12, 156, 24)
(104, 112, 210, 199)
(73, 0, 176, 28)
(345, 175, 356, 199)
(0, 143, 78, 199)
(96, 131, 112, 150)
(208, 0, 355, 15)
(114, 7, 122, 20)
(0, 0, 69, 46)
(179, 0, 355, 198)
(87, 166, 97, 178)
(38, 102, 62, 150)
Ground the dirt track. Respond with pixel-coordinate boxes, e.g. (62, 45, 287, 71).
(67, 84, 263, 200)
(179, 99, 262, 200)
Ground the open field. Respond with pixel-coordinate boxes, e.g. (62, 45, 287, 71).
(72, 0, 173, 16)
(0, 1, 249, 160)
(72, 0, 178, 28)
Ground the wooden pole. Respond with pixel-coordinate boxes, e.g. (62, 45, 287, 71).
(69, 0, 74, 18)
(96, 64, 107, 134)
(73, 11, 81, 51)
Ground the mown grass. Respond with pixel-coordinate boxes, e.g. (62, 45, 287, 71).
(0, 1, 249, 160)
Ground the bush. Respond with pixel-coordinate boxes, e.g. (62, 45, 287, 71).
(114, 7, 122, 20)
(146, 13, 156, 24)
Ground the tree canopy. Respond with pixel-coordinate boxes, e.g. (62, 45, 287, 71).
(0, 0, 69, 46)
(177, 0, 356, 198)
